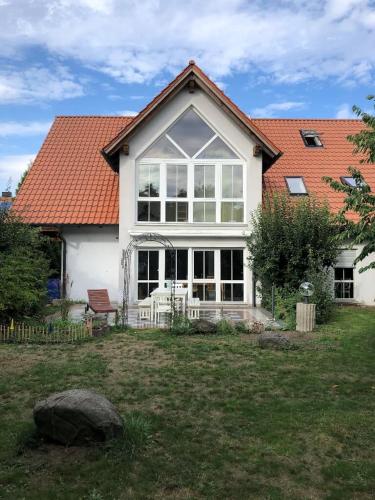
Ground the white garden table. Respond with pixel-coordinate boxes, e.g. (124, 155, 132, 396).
(150, 287, 188, 322)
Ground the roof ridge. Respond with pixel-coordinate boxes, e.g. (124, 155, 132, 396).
(55, 115, 134, 119)
(253, 118, 361, 122)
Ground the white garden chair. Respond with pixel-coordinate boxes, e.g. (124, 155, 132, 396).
(154, 296, 173, 323)
(188, 297, 200, 319)
(138, 297, 151, 320)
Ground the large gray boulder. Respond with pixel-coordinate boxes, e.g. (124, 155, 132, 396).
(191, 319, 216, 335)
(258, 332, 291, 350)
(33, 389, 123, 445)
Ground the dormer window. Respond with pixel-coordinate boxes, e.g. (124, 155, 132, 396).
(300, 129, 323, 148)
(285, 176, 308, 195)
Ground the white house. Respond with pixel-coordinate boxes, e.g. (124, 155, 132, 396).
(14, 61, 375, 306)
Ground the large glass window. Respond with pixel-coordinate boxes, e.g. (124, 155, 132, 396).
(167, 164, 187, 197)
(137, 164, 160, 222)
(138, 164, 159, 197)
(193, 250, 215, 301)
(222, 165, 243, 198)
(220, 250, 244, 301)
(167, 108, 215, 157)
(138, 108, 244, 224)
(137, 250, 159, 300)
(194, 164, 215, 198)
(334, 267, 354, 299)
(197, 137, 238, 159)
(165, 164, 188, 222)
(165, 249, 188, 284)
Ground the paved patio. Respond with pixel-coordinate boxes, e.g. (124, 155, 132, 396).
(69, 303, 276, 329)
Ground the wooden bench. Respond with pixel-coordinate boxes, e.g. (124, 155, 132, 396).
(86, 290, 117, 323)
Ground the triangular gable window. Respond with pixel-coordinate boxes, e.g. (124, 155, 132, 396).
(141, 108, 239, 160)
(197, 136, 238, 159)
(143, 135, 185, 159)
(168, 108, 215, 157)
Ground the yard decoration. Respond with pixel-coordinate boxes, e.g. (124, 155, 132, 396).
(296, 281, 316, 332)
(33, 389, 123, 445)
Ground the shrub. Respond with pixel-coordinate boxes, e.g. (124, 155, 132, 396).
(170, 314, 194, 335)
(234, 321, 250, 334)
(274, 287, 300, 329)
(272, 267, 335, 329)
(216, 318, 235, 335)
(247, 193, 340, 326)
(0, 209, 50, 322)
(306, 267, 335, 324)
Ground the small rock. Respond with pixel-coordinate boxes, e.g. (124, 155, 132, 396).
(191, 319, 216, 335)
(258, 332, 290, 350)
(33, 389, 123, 445)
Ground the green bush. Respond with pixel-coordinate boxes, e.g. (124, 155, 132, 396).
(306, 267, 335, 324)
(247, 193, 340, 326)
(274, 287, 300, 329)
(272, 267, 335, 329)
(0, 210, 50, 322)
(216, 318, 235, 335)
(170, 314, 194, 335)
(234, 321, 249, 334)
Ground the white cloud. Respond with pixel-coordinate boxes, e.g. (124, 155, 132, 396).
(117, 110, 138, 116)
(0, 121, 51, 136)
(252, 101, 305, 118)
(0, 154, 35, 192)
(0, 66, 84, 103)
(0, 0, 373, 86)
(335, 103, 355, 119)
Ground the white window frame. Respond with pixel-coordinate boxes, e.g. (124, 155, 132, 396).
(220, 249, 244, 302)
(136, 249, 160, 300)
(136, 106, 245, 225)
(334, 267, 355, 301)
(137, 163, 161, 222)
(136, 158, 245, 224)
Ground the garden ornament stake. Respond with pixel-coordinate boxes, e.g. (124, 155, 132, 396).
(299, 282, 315, 304)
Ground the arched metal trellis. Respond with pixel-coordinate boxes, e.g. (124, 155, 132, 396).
(121, 233, 176, 327)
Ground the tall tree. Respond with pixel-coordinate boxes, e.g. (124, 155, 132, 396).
(324, 95, 375, 272)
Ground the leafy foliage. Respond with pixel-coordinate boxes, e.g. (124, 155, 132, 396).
(247, 193, 339, 325)
(0, 208, 49, 321)
(348, 95, 375, 163)
(248, 193, 340, 291)
(324, 96, 375, 272)
(170, 314, 194, 335)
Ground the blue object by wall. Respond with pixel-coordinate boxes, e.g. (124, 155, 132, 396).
(47, 278, 61, 300)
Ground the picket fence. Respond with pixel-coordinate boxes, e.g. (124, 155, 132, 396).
(0, 319, 93, 344)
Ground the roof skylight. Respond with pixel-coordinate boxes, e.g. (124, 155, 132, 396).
(300, 129, 323, 148)
(285, 176, 308, 195)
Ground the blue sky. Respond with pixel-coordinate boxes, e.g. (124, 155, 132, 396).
(0, 0, 374, 193)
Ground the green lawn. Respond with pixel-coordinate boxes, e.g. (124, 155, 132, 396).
(1, 307, 375, 499)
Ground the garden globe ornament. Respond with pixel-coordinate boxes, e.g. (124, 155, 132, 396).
(299, 281, 315, 304)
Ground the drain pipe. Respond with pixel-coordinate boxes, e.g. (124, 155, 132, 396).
(60, 233, 67, 299)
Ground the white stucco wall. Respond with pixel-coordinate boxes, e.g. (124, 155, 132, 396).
(118, 86, 262, 305)
(62, 225, 119, 302)
(344, 246, 375, 306)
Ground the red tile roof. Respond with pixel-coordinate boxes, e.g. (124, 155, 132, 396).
(254, 118, 375, 217)
(13, 67, 374, 226)
(13, 116, 131, 224)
